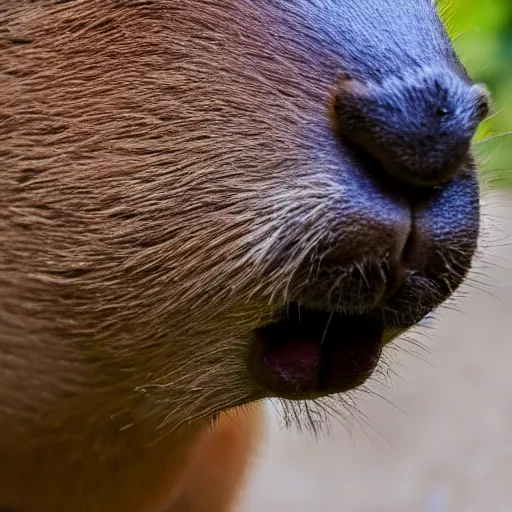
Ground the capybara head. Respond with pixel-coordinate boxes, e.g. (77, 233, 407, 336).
(1, 1, 489, 429)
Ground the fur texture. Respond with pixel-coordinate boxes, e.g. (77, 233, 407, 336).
(0, 1, 485, 510)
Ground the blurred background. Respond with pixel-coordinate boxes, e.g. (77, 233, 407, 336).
(443, 0, 512, 186)
(242, 1, 512, 511)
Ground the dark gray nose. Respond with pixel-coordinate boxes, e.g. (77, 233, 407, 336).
(334, 68, 490, 187)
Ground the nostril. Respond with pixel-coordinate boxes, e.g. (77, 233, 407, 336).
(334, 68, 490, 188)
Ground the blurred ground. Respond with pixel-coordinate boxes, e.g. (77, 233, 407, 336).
(240, 192, 512, 512)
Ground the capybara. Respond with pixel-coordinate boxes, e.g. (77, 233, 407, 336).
(0, 1, 490, 511)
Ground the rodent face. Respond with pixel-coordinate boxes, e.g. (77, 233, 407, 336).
(1, 0, 488, 427)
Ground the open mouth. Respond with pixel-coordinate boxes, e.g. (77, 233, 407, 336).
(249, 165, 479, 401)
(251, 304, 387, 400)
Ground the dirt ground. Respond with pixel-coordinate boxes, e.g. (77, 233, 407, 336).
(240, 192, 512, 512)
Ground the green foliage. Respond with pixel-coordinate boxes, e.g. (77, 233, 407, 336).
(440, 0, 512, 187)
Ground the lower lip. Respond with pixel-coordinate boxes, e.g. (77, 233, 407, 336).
(251, 306, 384, 399)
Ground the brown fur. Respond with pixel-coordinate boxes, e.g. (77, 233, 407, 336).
(0, 2, 308, 509)
(0, 1, 483, 511)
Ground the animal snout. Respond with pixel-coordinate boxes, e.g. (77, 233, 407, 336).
(334, 68, 490, 187)
(287, 68, 486, 320)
